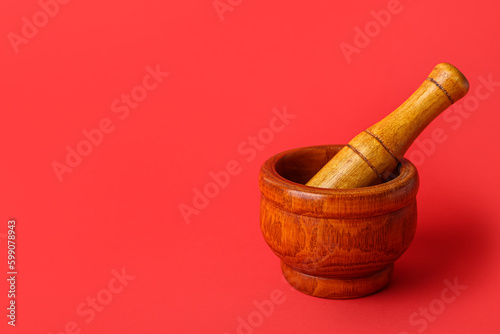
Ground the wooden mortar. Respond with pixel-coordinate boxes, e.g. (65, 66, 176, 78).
(259, 145, 418, 299)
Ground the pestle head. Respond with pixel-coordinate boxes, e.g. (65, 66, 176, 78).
(306, 63, 469, 189)
(428, 63, 469, 104)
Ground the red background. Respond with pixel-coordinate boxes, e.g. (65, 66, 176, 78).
(1, 0, 500, 333)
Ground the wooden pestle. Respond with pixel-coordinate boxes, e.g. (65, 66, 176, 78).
(306, 63, 469, 189)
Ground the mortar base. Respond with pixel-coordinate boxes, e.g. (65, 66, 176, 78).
(281, 262, 394, 299)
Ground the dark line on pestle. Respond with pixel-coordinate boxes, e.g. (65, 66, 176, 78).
(364, 130, 399, 164)
(427, 77, 454, 104)
(347, 144, 385, 182)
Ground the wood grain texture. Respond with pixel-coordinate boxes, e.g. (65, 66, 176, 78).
(259, 145, 419, 299)
(306, 63, 469, 189)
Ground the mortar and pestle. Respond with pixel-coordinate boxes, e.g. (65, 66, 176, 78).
(259, 63, 469, 299)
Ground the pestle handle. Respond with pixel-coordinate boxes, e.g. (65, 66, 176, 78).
(306, 63, 469, 189)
